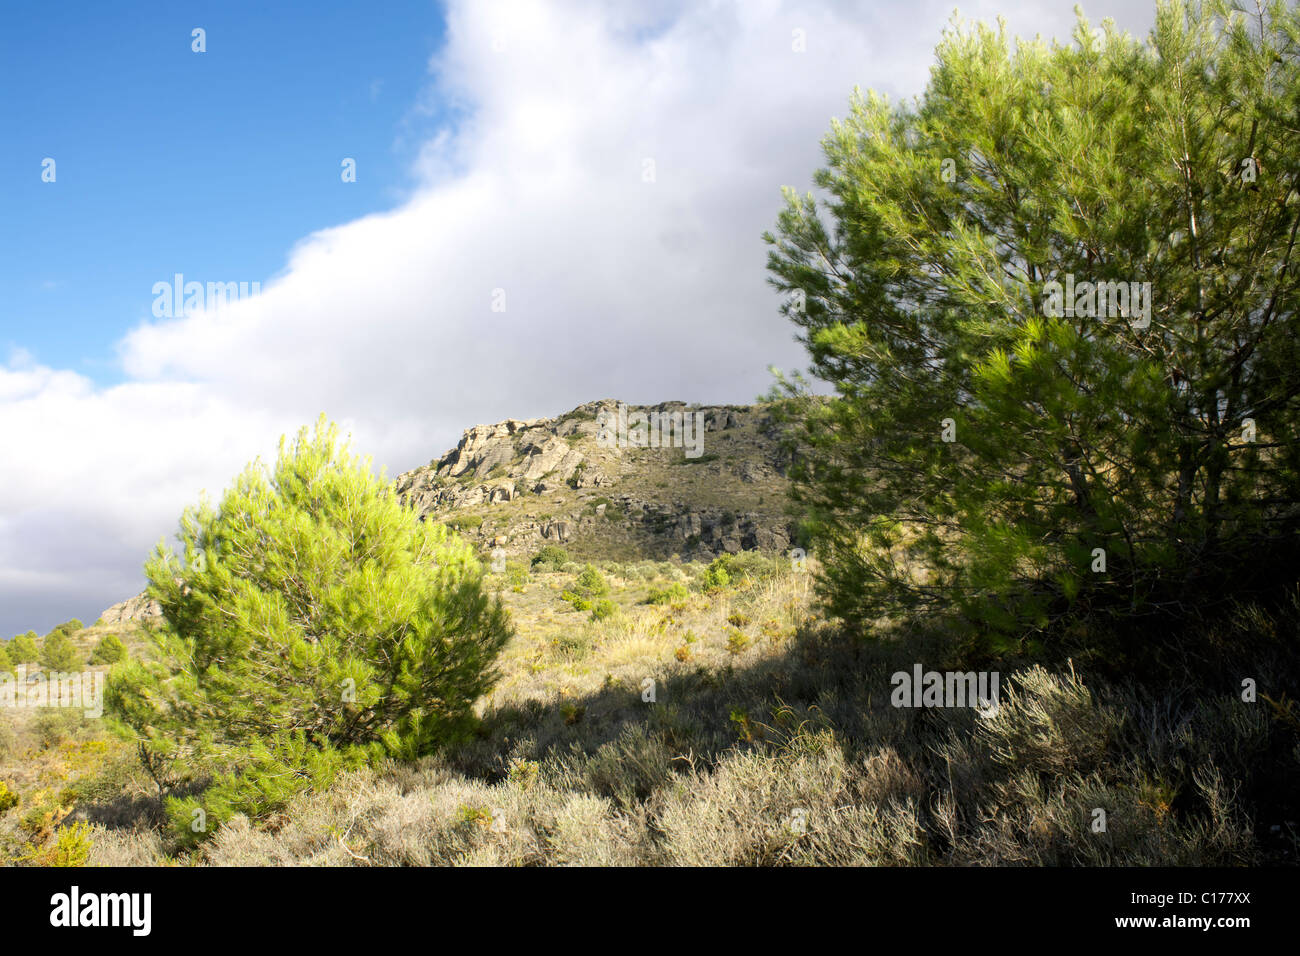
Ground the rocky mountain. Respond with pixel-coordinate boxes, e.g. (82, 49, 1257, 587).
(395, 399, 799, 561)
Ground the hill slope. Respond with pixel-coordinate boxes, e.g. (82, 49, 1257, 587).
(395, 399, 800, 561)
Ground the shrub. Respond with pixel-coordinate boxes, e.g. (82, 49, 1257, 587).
(0, 642, 13, 675)
(574, 564, 609, 597)
(39, 631, 82, 671)
(553, 630, 593, 659)
(6, 632, 39, 664)
(561, 565, 613, 620)
(700, 557, 732, 591)
(589, 599, 618, 622)
(21, 822, 93, 867)
(0, 781, 18, 814)
(531, 545, 570, 572)
(645, 582, 689, 605)
(560, 590, 592, 612)
(165, 733, 367, 847)
(33, 709, 90, 749)
(106, 417, 513, 837)
(507, 758, 540, 791)
(725, 552, 782, 582)
(88, 634, 127, 666)
(725, 629, 752, 655)
(445, 514, 484, 532)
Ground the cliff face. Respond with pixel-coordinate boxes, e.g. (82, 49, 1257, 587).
(395, 399, 799, 561)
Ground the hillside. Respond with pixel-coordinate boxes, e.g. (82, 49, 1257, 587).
(395, 400, 800, 561)
(4, 399, 1295, 869)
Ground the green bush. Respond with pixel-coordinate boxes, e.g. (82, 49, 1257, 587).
(644, 582, 690, 605)
(531, 545, 570, 572)
(106, 417, 513, 838)
(445, 514, 484, 532)
(558, 565, 615, 621)
(21, 822, 93, 867)
(726, 629, 752, 655)
(700, 557, 732, 591)
(39, 631, 82, 671)
(88, 634, 128, 666)
(0, 642, 13, 675)
(574, 564, 609, 597)
(725, 552, 782, 582)
(6, 632, 39, 664)
(589, 599, 618, 622)
(560, 590, 592, 612)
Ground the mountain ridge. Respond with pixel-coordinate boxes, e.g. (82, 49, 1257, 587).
(395, 397, 799, 560)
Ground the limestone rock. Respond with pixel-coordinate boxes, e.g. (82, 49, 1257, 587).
(99, 592, 162, 627)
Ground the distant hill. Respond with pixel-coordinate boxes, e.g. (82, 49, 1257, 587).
(395, 399, 800, 561)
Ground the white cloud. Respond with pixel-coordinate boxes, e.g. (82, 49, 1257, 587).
(1, 0, 1155, 635)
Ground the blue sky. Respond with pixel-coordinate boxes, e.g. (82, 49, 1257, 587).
(0, 0, 1155, 637)
(0, 0, 448, 380)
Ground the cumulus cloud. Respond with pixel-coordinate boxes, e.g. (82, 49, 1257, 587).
(1, 0, 1155, 634)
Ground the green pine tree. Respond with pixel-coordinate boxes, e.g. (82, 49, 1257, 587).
(0, 642, 14, 675)
(765, 1, 1300, 645)
(106, 416, 513, 836)
(6, 632, 38, 665)
(39, 631, 83, 671)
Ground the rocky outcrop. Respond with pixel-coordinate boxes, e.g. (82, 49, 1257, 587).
(394, 399, 798, 560)
(99, 592, 163, 627)
(437, 419, 540, 480)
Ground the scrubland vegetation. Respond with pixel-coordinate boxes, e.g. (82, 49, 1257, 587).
(3, 544, 1296, 866)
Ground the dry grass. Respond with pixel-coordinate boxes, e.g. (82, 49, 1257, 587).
(58, 557, 1298, 866)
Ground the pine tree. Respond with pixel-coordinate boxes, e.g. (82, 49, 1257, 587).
(765, 1, 1300, 644)
(39, 631, 82, 671)
(6, 632, 38, 665)
(0, 642, 14, 675)
(106, 416, 513, 834)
